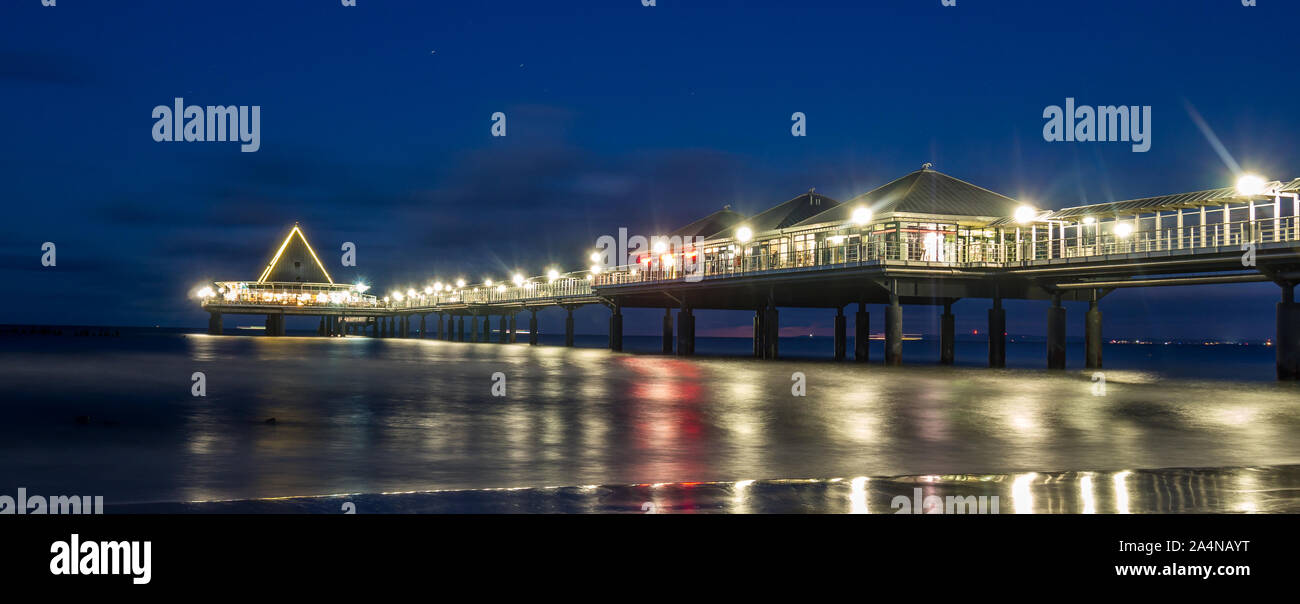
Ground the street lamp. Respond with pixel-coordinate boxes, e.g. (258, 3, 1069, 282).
(736, 226, 753, 243)
(1236, 173, 1269, 197)
(851, 207, 872, 226)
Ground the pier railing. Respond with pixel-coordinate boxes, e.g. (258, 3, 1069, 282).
(592, 214, 1300, 287)
(208, 214, 1300, 312)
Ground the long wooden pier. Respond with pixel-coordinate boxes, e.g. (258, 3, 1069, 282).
(196, 168, 1300, 379)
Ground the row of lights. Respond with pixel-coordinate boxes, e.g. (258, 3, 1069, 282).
(389, 268, 578, 303)
(385, 173, 1279, 301)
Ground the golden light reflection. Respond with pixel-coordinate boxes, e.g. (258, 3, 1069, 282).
(1114, 470, 1132, 514)
(1080, 473, 1095, 514)
(1233, 470, 1260, 513)
(733, 479, 755, 514)
(1012, 472, 1037, 513)
(850, 476, 869, 514)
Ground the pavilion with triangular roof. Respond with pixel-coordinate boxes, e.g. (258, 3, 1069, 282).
(256, 223, 335, 284)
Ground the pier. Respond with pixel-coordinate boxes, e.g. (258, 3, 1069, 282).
(196, 167, 1300, 379)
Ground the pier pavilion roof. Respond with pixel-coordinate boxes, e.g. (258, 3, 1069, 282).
(1022, 179, 1297, 225)
(711, 191, 839, 238)
(669, 206, 746, 240)
(256, 224, 334, 284)
(792, 167, 1021, 229)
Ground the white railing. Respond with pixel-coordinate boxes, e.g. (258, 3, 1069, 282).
(205, 214, 1300, 312)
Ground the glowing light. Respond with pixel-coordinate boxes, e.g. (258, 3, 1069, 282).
(513, 273, 525, 286)
(736, 226, 753, 243)
(256, 225, 335, 285)
(849, 477, 869, 514)
(392, 291, 404, 302)
(354, 282, 370, 293)
(653, 240, 668, 254)
(1114, 222, 1134, 238)
(586, 274, 594, 281)
(590, 264, 601, 274)
(424, 286, 433, 295)
(1236, 173, 1269, 197)
(1012, 472, 1038, 513)
(496, 284, 506, 292)
(434, 282, 443, 291)
(661, 254, 674, 267)
(1082, 216, 1095, 225)
(196, 286, 215, 298)
(484, 279, 493, 287)
(546, 269, 559, 282)
(851, 207, 872, 226)
(1080, 473, 1096, 514)
(589, 251, 601, 263)
(1114, 470, 1132, 514)
(456, 279, 466, 288)
(1014, 205, 1036, 224)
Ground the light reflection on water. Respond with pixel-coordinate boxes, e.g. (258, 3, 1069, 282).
(2, 333, 1300, 506)
(110, 465, 1300, 514)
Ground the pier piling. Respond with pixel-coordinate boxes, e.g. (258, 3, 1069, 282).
(988, 297, 1006, 368)
(529, 310, 538, 345)
(677, 307, 694, 356)
(609, 306, 623, 352)
(564, 307, 575, 347)
(207, 311, 222, 336)
(1085, 295, 1102, 369)
(764, 306, 779, 360)
(834, 307, 846, 361)
(885, 295, 902, 366)
(940, 302, 955, 365)
(854, 303, 869, 362)
(1047, 294, 1066, 369)
(1278, 283, 1300, 380)
(662, 308, 673, 354)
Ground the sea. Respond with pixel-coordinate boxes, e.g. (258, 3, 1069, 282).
(2, 327, 1297, 513)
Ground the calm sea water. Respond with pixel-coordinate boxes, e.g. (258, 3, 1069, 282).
(2, 329, 1298, 508)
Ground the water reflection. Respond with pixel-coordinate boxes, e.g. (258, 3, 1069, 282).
(4, 334, 1300, 507)
(117, 465, 1300, 514)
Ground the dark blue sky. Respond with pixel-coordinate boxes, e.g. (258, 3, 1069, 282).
(2, 0, 1296, 339)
